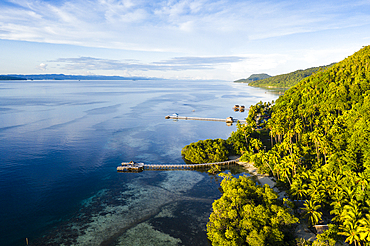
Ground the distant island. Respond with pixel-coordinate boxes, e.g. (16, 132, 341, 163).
(0, 74, 159, 81)
(0, 75, 27, 80)
(234, 73, 271, 83)
(235, 63, 335, 88)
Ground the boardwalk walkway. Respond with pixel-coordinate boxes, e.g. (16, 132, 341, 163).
(117, 160, 238, 172)
(144, 160, 237, 170)
(165, 115, 246, 124)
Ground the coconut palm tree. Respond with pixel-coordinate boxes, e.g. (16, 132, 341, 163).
(310, 129, 323, 163)
(302, 200, 322, 227)
(358, 214, 370, 242)
(280, 156, 292, 186)
(294, 118, 304, 142)
(337, 201, 364, 246)
(250, 138, 263, 153)
(338, 220, 361, 246)
(290, 177, 307, 200)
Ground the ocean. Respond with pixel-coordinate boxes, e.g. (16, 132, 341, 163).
(0, 79, 280, 245)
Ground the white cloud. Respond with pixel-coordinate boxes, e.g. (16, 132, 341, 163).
(38, 63, 47, 71)
(179, 20, 194, 32)
(229, 54, 290, 78)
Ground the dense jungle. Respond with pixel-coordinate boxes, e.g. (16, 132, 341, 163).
(183, 45, 370, 246)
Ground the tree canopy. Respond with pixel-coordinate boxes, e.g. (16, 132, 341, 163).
(207, 173, 298, 246)
(183, 46, 370, 245)
(241, 45, 370, 245)
(181, 139, 230, 163)
(203, 45, 370, 245)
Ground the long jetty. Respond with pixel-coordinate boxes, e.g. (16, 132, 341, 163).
(165, 115, 246, 124)
(117, 160, 238, 172)
(144, 160, 237, 170)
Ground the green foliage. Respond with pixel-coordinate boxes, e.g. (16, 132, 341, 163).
(227, 122, 252, 155)
(190, 46, 370, 245)
(302, 200, 322, 226)
(207, 173, 298, 246)
(256, 45, 370, 245)
(246, 64, 334, 88)
(208, 165, 221, 174)
(295, 238, 312, 246)
(181, 139, 230, 163)
(314, 224, 342, 246)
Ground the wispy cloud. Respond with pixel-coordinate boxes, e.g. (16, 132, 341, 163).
(50, 55, 247, 71)
(1, 0, 370, 79)
(153, 56, 245, 65)
(1, 0, 370, 52)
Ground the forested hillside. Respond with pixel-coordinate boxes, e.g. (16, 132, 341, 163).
(234, 73, 271, 83)
(205, 45, 370, 245)
(253, 46, 370, 245)
(242, 64, 334, 88)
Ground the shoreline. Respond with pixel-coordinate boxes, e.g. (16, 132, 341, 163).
(235, 160, 318, 242)
(237, 161, 286, 198)
(228, 156, 284, 195)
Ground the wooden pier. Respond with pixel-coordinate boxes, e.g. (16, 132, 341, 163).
(165, 115, 246, 124)
(117, 160, 238, 172)
(117, 161, 145, 172)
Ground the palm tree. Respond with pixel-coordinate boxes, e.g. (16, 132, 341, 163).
(339, 220, 362, 246)
(355, 172, 369, 192)
(337, 201, 364, 246)
(318, 135, 331, 165)
(267, 149, 280, 178)
(250, 138, 263, 153)
(307, 172, 324, 200)
(280, 156, 292, 186)
(328, 173, 343, 196)
(260, 150, 275, 177)
(358, 214, 370, 242)
(342, 186, 357, 205)
(302, 200, 322, 227)
(294, 118, 304, 142)
(290, 178, 307, 200)
(310, 129, 323, 163)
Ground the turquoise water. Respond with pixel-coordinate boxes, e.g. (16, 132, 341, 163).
(0, 80, 279, 245)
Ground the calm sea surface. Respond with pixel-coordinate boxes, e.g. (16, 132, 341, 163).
(0, 80, 280, 245)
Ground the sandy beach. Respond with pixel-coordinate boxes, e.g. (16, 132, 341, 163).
(236, 160, 318, 242)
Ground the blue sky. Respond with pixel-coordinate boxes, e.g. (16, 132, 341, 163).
(0, 0, 370, 80)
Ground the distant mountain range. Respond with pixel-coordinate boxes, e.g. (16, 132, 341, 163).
(0, 74, 158, 81)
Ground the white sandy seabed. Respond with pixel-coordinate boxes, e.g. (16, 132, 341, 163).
(42, 162, 317, 245)
(75, 163, 289, 246)
(72, 171, 207, 245)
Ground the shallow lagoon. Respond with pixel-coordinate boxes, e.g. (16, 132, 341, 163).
(0, 79, 280, 245)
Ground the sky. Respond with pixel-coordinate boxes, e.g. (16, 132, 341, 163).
(0, 0, 370, 80)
